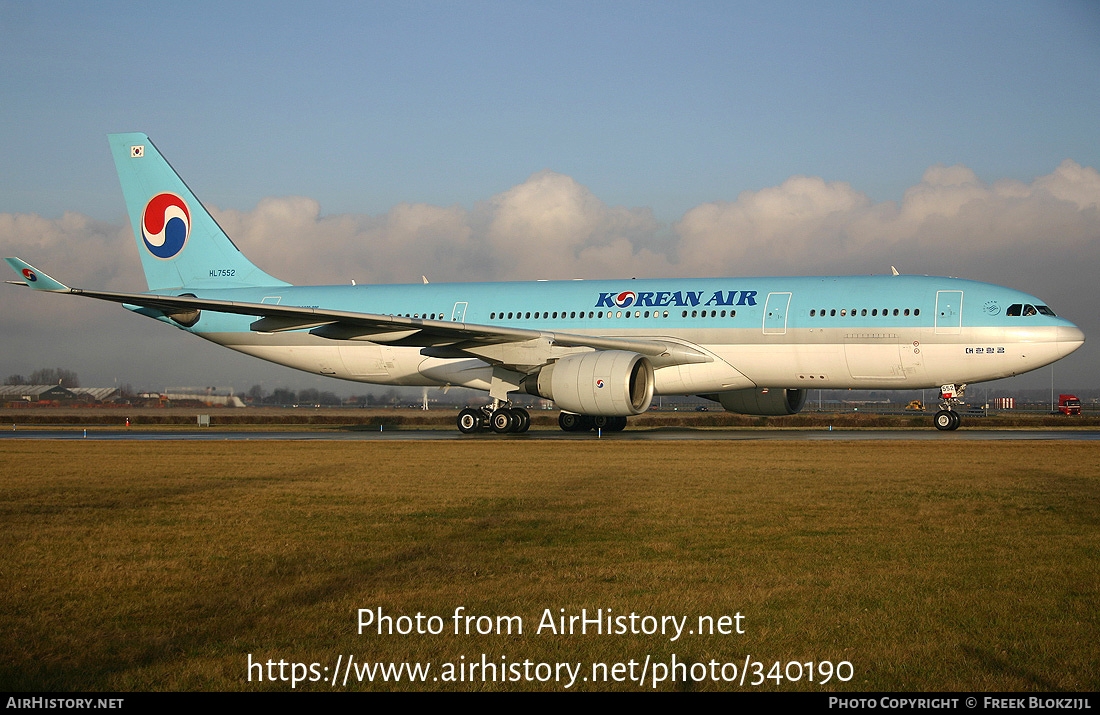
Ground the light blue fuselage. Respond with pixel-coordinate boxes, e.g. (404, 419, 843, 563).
(138, 273, 1084, 394)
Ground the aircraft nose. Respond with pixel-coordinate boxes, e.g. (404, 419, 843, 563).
(1057, 323, 1085, 357)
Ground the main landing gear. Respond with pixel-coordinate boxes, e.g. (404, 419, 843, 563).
(456, 403, 531, 434)
(933, 383, 966, 431)
(558, 412, 627, 433)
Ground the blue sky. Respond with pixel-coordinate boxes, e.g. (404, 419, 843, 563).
(5, 1, 1099, 219)
(2, 0, 1098, 393)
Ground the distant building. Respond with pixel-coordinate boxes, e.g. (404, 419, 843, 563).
(0, 385, 119, 404)
(139, 387, 244, 407)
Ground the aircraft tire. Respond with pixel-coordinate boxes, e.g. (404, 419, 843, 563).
(558, 412, 584, 432)
(934, 410, 959, 431)
(513, 408, 531, 433)
(491, 409, 517, 434)
(457, 408, 482, 434)
(587, 415, 626, 432)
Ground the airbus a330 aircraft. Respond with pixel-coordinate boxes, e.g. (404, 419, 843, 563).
(5, 134, 1086, 432)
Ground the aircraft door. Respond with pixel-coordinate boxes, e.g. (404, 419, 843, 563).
(451, 301, 468, 322)
(935, 291, 963, 334)
(763, 292, 792, 335)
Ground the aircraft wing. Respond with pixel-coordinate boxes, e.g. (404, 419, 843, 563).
(4, 258, 709, 369)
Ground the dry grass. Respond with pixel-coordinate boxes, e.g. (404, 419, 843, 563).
(1, 440, 1097, 691)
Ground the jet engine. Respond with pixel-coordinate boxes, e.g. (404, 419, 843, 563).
(703, 387, 807, 415)
(526, 350, 654, 416)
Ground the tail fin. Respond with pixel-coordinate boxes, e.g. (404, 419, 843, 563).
(108, 133, 289, 290)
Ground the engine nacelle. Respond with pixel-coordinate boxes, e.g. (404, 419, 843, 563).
(704, 388, 807, 416)
(526, 350, 654, 416)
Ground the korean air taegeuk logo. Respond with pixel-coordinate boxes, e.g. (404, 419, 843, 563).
(141, 193, 191, 259)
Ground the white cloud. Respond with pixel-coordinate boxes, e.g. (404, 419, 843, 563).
(1033, 159, 1100, 210)
(211, 170, 664, 284)
(673, 175, 872, 275)
(0, 211, 139, 291)
(671, 160, 1100, 281)
(213, 197, 477, 285)
(476, 170, 664, 280)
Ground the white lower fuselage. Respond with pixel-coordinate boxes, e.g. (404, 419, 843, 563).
(211, 324, 1078, 394)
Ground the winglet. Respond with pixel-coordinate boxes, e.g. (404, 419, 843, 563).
(3, 258, 71, 292)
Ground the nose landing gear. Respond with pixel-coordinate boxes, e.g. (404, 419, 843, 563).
(933, 383, 966, 431)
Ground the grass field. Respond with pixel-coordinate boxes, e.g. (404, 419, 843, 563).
(1, 440, 1097, 691)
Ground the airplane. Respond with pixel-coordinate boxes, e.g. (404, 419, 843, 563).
(4, 133, 1086, 433)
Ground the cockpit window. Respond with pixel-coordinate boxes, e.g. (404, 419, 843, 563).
(1007, 303, 1056, 317)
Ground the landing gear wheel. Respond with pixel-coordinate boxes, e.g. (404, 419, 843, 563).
(558, 413, 627, 432)
(558, 412, 585, 432)
(512, 408, 531, 433)
(934, 410, 961, 431)
(457, 408, 482, 434)
(588, 415, 627, 432)
(491, 409, 517, 434)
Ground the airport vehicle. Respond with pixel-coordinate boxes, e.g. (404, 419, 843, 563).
(1058, 394, 1082, 416)
(4, 133, 1086, 433)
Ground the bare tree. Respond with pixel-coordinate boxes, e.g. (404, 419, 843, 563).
(27, 368, 80, 387)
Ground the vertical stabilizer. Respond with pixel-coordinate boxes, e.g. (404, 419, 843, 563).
(108, 133, 290, 290)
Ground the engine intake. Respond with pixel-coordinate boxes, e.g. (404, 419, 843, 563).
(526, 350, 654, 416)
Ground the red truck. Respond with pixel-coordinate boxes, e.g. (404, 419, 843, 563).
(1059, 394, 1082, 416)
